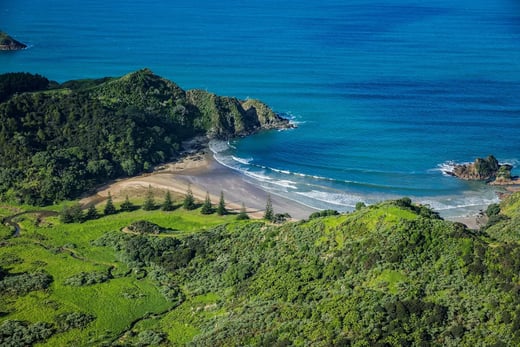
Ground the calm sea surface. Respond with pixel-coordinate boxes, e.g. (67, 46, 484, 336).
(2, 0, 520, 216)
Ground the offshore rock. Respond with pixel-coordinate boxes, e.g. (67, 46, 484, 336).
(448, 155, 517, 184)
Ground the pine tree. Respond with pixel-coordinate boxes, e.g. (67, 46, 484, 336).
(216, 191, 227, 216)
(162, 191, 174, 211)
(120, 195, 135, 212)
(264, 194, 274, 221)
(201, 191, 213, 214)
(85, 204, 99, 220)
(143, 185, 156, 211)
(236, 202, 249, 220)
(104, 192, 117, 215)
(183, 185, 196, 210)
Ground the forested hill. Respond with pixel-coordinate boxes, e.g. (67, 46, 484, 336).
(0, 69, 289, 205)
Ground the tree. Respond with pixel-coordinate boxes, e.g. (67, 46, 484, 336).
(183, 185, 196, 210)
(104, 192, 117, 215)
(120, 195, 135, 212)
(143, 185, 156, 211)
(236, 202, 249, 220)
(217, 191, 227, 216)
(264, 194, 274, 221)
(60, 204, 84, 223)
(60, 206, 74, 224)
(85, 204, 99, 220)
(355, 202, 366, 211)
(201, 192, 213, 214)
(162, 191, 174, 211)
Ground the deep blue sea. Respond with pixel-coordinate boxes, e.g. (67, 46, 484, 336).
(2, 0, 520, 217)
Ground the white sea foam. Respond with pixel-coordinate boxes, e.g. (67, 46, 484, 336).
(243, 171, 272, 182)
(296, 190, 366, 208)
(208, 140, 230, 154)
(232, 156, 253, 165)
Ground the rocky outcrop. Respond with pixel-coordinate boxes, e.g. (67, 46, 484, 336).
(447, 155, 518, 184)
(186, 88, 292, 139)
(0, 32, 27, 51)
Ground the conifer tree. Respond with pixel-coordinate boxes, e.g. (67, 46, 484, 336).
(201, 191, 213, 214)
(104, 192, 117, 215)
(143, 185, 155, 211)
(120, 195, 134, 212)
(162, 191, 174, 211)
(85, 204, 99, 220)
(264, 194, 274, 221)
(183, 185, 196, 210)
(236, 202, 249, 220)
(216, 191, 227, 216)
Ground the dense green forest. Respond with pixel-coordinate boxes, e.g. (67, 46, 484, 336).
(1, 192, 519, 346)
(0, 70, 288, 205)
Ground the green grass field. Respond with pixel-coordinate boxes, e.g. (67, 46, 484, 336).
(0, 199, 237, 346)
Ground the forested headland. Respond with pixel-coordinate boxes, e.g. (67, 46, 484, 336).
(0, 69, 289, 205)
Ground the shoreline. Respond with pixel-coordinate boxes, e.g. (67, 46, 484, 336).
(82, 148, 486, 229)
(82, 150, 317, 221)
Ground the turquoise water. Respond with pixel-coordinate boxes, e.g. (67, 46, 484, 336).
(2, 0, 520, 216)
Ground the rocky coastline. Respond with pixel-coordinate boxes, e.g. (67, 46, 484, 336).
(0, 32, 27, 51)
(446, 155, 519, 186)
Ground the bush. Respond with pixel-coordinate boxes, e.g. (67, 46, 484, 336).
(0, 271, 53, 296)
(60, 204, 84, 223)
(355, 202, 366, 211)
(273, 213, 291, 224)
(136, 330, 168, 346)
(127, 220, 163, 234)
(395, 197, 412, 208)
(309, 209, 339, 219)
(64, 271, 111, 286)
(486, 203, 500, 217)
(0, 320, 55, 346)
(55, 312, 96, 332)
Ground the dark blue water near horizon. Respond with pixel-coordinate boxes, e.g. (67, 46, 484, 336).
(2, 0, 520, 217)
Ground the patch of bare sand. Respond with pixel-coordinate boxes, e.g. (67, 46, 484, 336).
(81, 152, 317, 220)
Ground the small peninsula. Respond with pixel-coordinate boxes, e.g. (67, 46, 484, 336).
(0, 31, 27, 50)
(0, 69, 290, 205)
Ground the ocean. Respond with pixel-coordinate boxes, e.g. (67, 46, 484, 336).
(2, 0, 519, 217)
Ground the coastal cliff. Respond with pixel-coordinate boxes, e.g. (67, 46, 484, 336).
(447, 155, 518, 185)
(0, 32, 27, 50)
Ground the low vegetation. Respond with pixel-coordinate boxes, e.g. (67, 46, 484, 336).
(1, 192, 520, 346)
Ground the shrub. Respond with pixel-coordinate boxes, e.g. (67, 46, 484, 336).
(309, 210, 340, 219)
(55, 312, 96, 332)
(0, 271, 53, 296)
(0, 320, 55, 346)
(486, 203, 500, 217)
(127, 220, 163, 234)
(64, 271, 111, 286)
(137, 330, 168, 346)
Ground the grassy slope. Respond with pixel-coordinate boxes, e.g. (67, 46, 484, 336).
(1, 194, 520, 346)
(0, 201, 236, 346)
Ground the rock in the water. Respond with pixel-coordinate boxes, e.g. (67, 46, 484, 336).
(0, 32, 27, 51)
(448, 155, 518, 185)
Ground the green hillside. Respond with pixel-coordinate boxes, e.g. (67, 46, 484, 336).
(1, 194, 519, 346)
(0, 69, 289, 205)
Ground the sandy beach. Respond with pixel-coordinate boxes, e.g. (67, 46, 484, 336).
(82, 146, 484, 228)
(81, 149, 317, 221)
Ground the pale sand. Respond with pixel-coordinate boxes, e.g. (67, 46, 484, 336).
(81, 151, 317, 220)
(81, 151, 485, 228)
